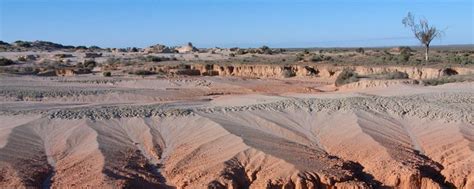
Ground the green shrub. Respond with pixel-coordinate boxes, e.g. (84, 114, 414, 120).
(423, 75, 473, 86)
(398, 46, 413, 53)
(398, 47, 412, 62)
(386, 71, 409, 79)
(296, 53, 305, 61)
(373, 71, 409, 80)
(75, 46, 87, 50)
(177, 64, 190, 69)
(261, 45, 270, 52)
(236, 49, 247, 55)
(0, 66, 38, 75)
(356, 48, 365, 54)
(0, 41, 10, 46)
(129, 70, 155, 75)
(14, 40, 32, 48)
(83, 60, 97, 69)
(335, 69, 359, 86)
(103, 71, 112, 77)
(145, 55, 164, 62)
(55, 54, 72, 58)
(18, 66, 39, 75)
(447, 54, 474, 65)
(89, 45, 101, 50)
(311, 54, 332, 62)
(17, 56, 27, 62)
(0, 57, 15, 66)
(282, 68, 296, 78)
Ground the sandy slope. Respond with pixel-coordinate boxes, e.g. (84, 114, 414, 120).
(0, 75, 473, 188)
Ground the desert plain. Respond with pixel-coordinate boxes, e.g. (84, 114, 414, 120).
(0, 41, 473, 188)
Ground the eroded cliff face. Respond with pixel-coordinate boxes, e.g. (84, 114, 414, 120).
(150, 63, 473, 80)
(351, 66, 472, 79)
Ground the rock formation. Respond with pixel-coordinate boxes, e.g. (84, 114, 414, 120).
(175, 42, 198, 53)
(144, 44, 176, 54)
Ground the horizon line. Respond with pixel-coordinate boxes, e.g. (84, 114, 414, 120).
(1, 39, 473, 49)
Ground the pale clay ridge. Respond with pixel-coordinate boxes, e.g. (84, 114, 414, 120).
(186, 64, 474, 80)
(37, 92, 474, 124)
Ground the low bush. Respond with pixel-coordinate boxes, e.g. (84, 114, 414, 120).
(103, 71, 112, 77)
(83, 60, 97, 69)
(384, 71, 409, 79)
(21, 66, 38, 74)
(398, 46, 413, 53)
(370, 71, 409, 80)
(130, 47, 139, 52)
(423, 75, 473, 86)
(17, 56, 27, 62)
(282, 68, 296, 78)
(129, 70, 155, 75)
(145, 55, 174, 62)
(311, 54, 332, 62)
(260, 45, 272, 54)
(54, 54, 72, 58)
(75, 46, 87, 50)
(398, 47, 412, 62)
(89, 45, 101, 50)
(0, 41, 10, 46)
(296, 53, 305, 61)
(335, 69, 359, 86)
(0, 57, 15, 66)
(0, 66, 38, 75)
(236, 49, 247, 55)
(14, 40, 32, 48)
(105, 58, 121, 65)
(447, 54, 474, 65)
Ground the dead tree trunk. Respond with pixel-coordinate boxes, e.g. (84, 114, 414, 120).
(425, 44, 430, 61)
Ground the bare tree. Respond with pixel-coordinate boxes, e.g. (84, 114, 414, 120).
(402, 12, 443, 61)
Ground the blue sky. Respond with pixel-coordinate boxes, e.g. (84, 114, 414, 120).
(1, 0, 473, 48)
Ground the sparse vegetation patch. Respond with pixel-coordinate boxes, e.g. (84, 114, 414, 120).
(335, 69, 359, 86)
(422, 75, 474, 86)
(0, 57, 15, 66)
